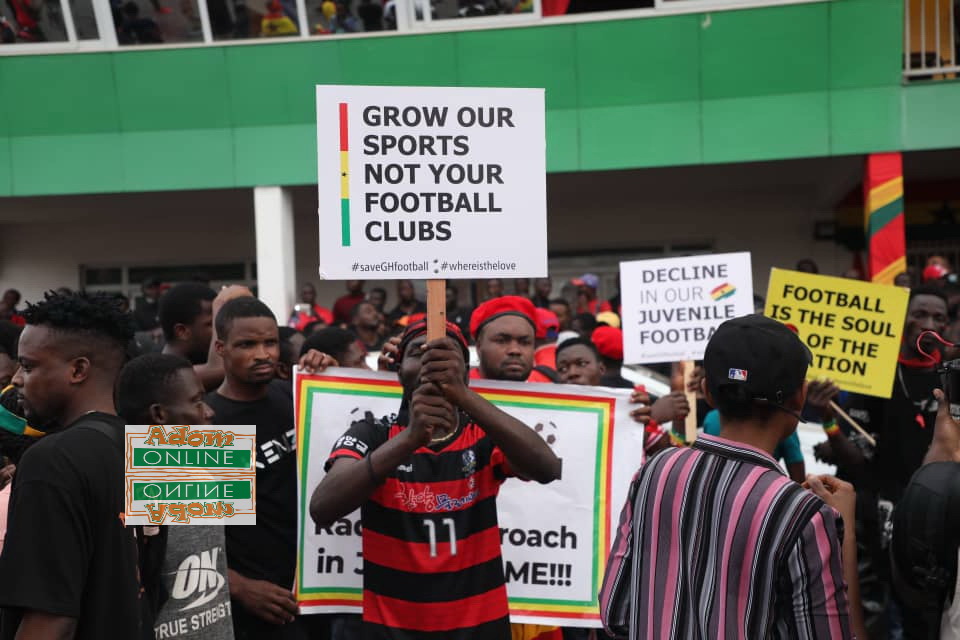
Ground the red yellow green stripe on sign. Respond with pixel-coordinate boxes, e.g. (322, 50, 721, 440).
(710, 282, 736, 301)
(339, 102, 351, 247)
(476, 386, 614, 619)
(293, 376, 402, 609)
(293, 374, 616, 621)
(864, 153, 906, 286)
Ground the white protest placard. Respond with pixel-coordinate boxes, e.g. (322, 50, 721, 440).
(293, 369, 645, 628)
(621, 252, 754, 364)
(316, 85, 547, 280)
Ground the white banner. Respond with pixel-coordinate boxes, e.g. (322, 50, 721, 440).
(315, 85, 547, 280)
(294, 369, 646, 627)
(621, 252, 754, 364)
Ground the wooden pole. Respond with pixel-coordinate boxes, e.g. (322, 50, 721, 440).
(671, 361, 699, 444)
(829, 400, 877, 447)
(426, 279, 447, 340)
(681, 360, 698, 443)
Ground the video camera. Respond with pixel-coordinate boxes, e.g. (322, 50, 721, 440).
(939, 358, 960, 421)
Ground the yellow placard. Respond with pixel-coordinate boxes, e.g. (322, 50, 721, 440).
(764, 268, 910, 399)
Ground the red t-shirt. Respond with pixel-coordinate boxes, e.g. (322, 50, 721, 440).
(290, 304, 333, 331)
(534, 344, 557, 370)
(332, 293, 366, 325)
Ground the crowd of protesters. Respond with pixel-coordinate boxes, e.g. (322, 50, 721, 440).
(0, 255, 960, 639)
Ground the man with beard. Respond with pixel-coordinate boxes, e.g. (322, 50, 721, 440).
(469, 296, 556, 384)
(467, 296, 562, 639)
(0, 291, 142, 639)
(205, 297, 336, 639)
(867, 285, 952, 500)
(843, 285, 952, 633)
(310, 319, 560, 639)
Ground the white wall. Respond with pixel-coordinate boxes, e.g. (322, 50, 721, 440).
(0, 189, 256, 303)
(0, 157, 861, 308)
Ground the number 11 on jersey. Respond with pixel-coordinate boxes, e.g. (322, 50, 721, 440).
(423, 518, 457, 557)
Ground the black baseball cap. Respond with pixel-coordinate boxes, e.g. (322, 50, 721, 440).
(704, 314, 812, 406)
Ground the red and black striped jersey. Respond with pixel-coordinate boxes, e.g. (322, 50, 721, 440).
(326, 412, 513, 640)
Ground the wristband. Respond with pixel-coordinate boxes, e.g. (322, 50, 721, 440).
(366, 451, 381, 485)
(822, 419, 840, 437)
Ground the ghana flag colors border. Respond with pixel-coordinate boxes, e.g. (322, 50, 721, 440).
(865, 152, 906, 285)
(339, 102, 350, 247)
(293, 373, 616, 622)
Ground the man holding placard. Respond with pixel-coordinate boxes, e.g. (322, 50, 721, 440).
(835, 284, 950, 631)
(844, 285, 949, 500)
(765, 271, 949, 632)
(313, 84, 554, 639)
(315, 86, 546, 282)
(309, 319, 561, 639)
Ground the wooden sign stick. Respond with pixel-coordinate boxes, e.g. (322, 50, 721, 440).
(681, 360, 698, 444)
(671, 361, 699, 444)
(829, 400, 877, 447)
(426, 279, 447, 341)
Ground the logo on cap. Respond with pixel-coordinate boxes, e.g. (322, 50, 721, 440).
(728, 368, 748, 382)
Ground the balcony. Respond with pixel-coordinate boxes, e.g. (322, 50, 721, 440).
(0, 0, 823, 55)
(903, 0, 959, 80)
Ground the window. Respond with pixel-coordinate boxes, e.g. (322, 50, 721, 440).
(72, 0, 99, 37)
(114, 0, 203, 45)
(300, 0, 393, 34)
(207, 0, 300, 41)
(0, 0, 70, 42)
(903, 0, 959, 81)
(0, 0, 830, 52)
(408, 0, 539, 28)
(81, 261, 257, 299)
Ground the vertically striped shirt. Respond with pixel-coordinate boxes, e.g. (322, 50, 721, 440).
(600, 434, 852, 640)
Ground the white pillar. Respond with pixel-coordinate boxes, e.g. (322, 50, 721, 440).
(253, 186, 296, 323)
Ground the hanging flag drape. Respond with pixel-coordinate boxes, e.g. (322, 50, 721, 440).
(864, 152, 907, 285)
